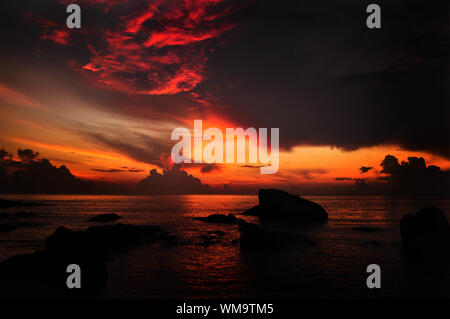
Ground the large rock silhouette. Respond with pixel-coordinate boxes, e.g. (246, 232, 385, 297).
(0, 223, 174, 298)
(194, 214, 237, 224)
(400, 206, 450, 262)
(238, 219, 316, 251)
(242, 189, 328, 222)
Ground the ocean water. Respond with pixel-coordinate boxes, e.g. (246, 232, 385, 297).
(0, 194, 449, 299)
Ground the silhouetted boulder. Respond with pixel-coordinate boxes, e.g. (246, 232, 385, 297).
(0, 223, 172, 298)
(46, 223, 166, 256)
(194, 214, 237, 224)
(242, 189, 328, 222)
(240, 205, 261, 216)
(89, 213, 121, 223)
(238, 219, 316, 251)
(400, 206, 450, 262)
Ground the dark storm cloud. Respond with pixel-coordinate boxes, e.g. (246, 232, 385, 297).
(359, 166, 373, 173)
(0, 0, 448, 160)
(202, 0, 449, 157)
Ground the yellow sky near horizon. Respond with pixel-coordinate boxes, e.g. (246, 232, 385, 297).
(1, 82, 449, 187)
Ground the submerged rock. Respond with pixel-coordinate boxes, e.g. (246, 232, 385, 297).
(242, 189, 328, 222)
(0, 223, 173, 297)
(194, 214, 237, 224)
(238, 219, 316, 251)
(89, 213, 121, 223)
(399, 206, 450, 262)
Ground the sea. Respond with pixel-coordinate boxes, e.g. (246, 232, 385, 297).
(0, 194, 449, 299)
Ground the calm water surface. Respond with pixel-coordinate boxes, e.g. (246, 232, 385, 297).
(0, 194, 449, 298)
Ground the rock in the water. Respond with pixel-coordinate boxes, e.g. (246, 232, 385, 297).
(242, 189, 328, 222)
(194, 214, 237, 224)
(400, 206, 450, 262)
(89, 213, 121, 222)
(238, 219, 316, 251)
(0, 223, 171, 297)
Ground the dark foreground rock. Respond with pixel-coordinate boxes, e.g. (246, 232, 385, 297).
(400, 206, 450, 262)
(238, 219, 316, 251)
(0, 223, 174, 298)
(89, 213, 121, 222)
(242, 189, 328, 222)
(194, 214, 237, 224)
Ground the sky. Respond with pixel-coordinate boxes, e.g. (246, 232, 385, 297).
(0, 0, 448, 194)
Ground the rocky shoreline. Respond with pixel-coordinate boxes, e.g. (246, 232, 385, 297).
(0, 189, 448, 298)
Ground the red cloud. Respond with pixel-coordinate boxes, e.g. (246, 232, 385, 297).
(41, 29, 71, 45)
(31, 0, 251, 96)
